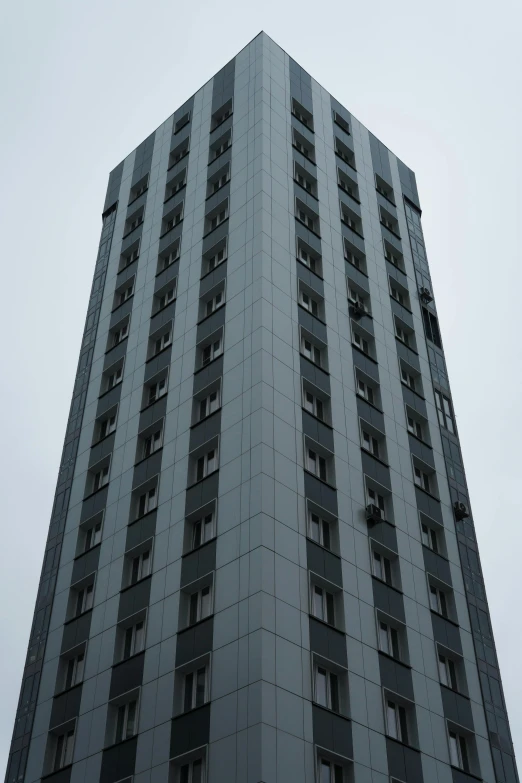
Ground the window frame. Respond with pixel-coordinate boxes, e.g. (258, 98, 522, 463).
(187, 584, 213, 626)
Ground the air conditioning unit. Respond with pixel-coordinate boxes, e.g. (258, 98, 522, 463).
(454, 501, 470, 521)
(350, 301, 366, 319)
(366, 504, 383, 523)
(419, 286, 433, 303)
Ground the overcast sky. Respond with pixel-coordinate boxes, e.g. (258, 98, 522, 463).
(1, 0, 521, 775)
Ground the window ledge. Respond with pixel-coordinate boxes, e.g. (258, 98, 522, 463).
(210, 113, 233, 134)
(190, 407, 221, 430)
(294, 178, 318, 201)
(179, 614, 215, 634)
(145, 344, 172, 364)
(335, 152, 357, 172)
(160, 220, 184, 240)
(42, 765, 73, 780)
(134, 447, 163, 468)
(430, 608, 459, 628)
(122, 224, 143, 241)
(63, 608, 93, 627)
(292, 143, 316, 164)
(120, 574, 152, 594)
(182, 536, 217, 558)
(440, 682, 470, 701)
(208, 146, 231, 166)
(301, 408, 333, 430)
(355, 394, 383, 414)
(408, 431, 432, 450)
(334, 120, 351, 135)
(449, 766, 481, 781)
(98, 381, 123, 400)
(140, 396, 168, 414)
(112, 649, 145, 669)
(197, 303, 226, 326)
(303, 468, 336, 491)
(168, 151, 189, 171)
(298, 303, 326, 325)
(400, 381, 425, 401)
(194, 355, 223, 376)
(385, 735, 420, 753)
(378, 650, 411, 669)
(164, 184, 186, 205)
(386, 258, 407, 275)
(111, 295, 134, 314)
(103, 735, 138, 752)
(173, 120, 190, 135)
(381, 223, 402, 240)
(173, 701, 211, 720)
(395, 336, 418, 355)
(295, 216, 321, 239)
(376, 190, 396, 208)
(187, 468, 219, 490)
(338, 186, 361, 205)
(203, 216, 229, 239)
(128, 507, 157, 528)
(292, 113, 314, 133)
(206, 180, 229, 200)
(341, 220, 364, 240)
(352, 343, 378, 364)
(360, 447, 389, 468)
(54, 681, 83, 699)
(83, 484, 109, 502)
(306, 536, 340, 559)
(118, 258, 138, 275)
(346, 258, 368, 278)
(91, 431, 116, 448)
(74, 542, 101, 561)
(414, 484, 440, 502)
(105, 336, 129, 356)
(308, 614, 344, 635)
(200, 259, 227, 281)
(312, 702, 351, 721)
(128, 189, 148, 208)
(300, 353, 329, 376)
(371, 574, 402, 595)
(152, 297, 177, 319)
(296, 257, 323, 280)
(155, 259, 179, 278)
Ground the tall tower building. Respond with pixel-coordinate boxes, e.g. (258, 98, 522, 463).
(5, 31, 518, 783)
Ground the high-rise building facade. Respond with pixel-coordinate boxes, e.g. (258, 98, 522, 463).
(5, 31, 518, 783)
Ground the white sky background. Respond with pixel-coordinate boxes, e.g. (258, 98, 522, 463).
(1, 0, 521, 773)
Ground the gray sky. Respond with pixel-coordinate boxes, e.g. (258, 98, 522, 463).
(1, 0, 521, 774)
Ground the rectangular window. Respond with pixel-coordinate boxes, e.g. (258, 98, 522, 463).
(155, 284, 176, 312)
(292, 129, 315, 162)
(407, 415, 423, 439)
(92, 465, 109, 492)
(379, 621, 400, 659)
(341, 205, 362, 236)
(380, 207, 400, 236)
(137, 487, 157, 518)
(123, 621, 145, 659)
(438, 653, 458, 690)
(449, 731, 469, 771)
(117, 282, 134, 307)
(347, 285, 366, 311)
(421, 523, 438, 553)
(208, 167, 230, 196)
(192, 512, 215, 549)
(174, 112, 190, 133)
(314, 664, 339, 712)
(356, 377, 374, 405)
(362, 429, 380, 458)
(367, 487, 386, 514)
(158, 245, 180, 273)
(165, 170, 187, 201)
(299, 288, 319, 317)
(162, 206, 184, 235)
(199, 388, 220, 421)
(344, 242, 366, 273)
(301, 336, 322, 367)
(188, 586, 212, 625)
(400, 367, 416, 391)
(423, 308, 442, 348)
(335, 137, 356, 169)
(196, 448, 218, 482)
(148, 377, 167, 405)
(434, 390, 455, 433)
(152, 329, 172, 356)
(312, 584, 335, 625)
(337, 169, 359, 201)
(112, 322, 129, 347)
(390, 283, 407, 307)
(130, 550, 152, 585)
(125, 213, 143, 235)
(333, 110, 350, 134)
(352, 329, 370, 356)
(319, 758, 344, 783)
(204, 243, 227, 274)
(204, 289, 225, 318)
(53, 729, 75, 771)
(210, 133, 231, 161)
(211, 99, 232, 130)
(98, 413, 117, 441)
(395, 322, 411, 347)
(375, 175, 395, 204)
(306, 447, 328, 482)
(142, 428, 163, 459)
(429, 584, 448, 617)
(372, 550, 393, 585)
(169, 142, 189, 168)
(84, 520, 102, 551)
(309, 511, 331, 549)
(385, 245, 403, 269)
(75, 584, 94, 617)
(64, 653, 85, 690)
(296, 204, 319, 233)
(201, 335, 223, 366)
(178, 758, 204, 783)
(292, 99, 313, 129)
(115, 700, 138, 743)
(296, 240, 320, 275)
(120, 246, 139, 270)
(414, 466, 431, 492)
(386, 699, 408, 743)
(183, 666, 208, 712)
(303, 388, 325, 422)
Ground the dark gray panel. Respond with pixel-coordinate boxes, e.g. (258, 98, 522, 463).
(193, 356, 224, 395)
(199, 260, 228, 297)
(431, 613, 463, 655)
(180, 540, 217, 588)
(143, 352, 172, 385)
(109, 652, 145, 700)
(372, 580, 406, 624)
(397, 159, 421, 209)
(306, 540, 342, 588)
(61, 611, 93, 654)
(295, 260, 324, 294)
(100, 735, 137, 783)
(49, 684, 83, 728)
(170, 703, 211, 758)
(299, 357, 331, 396)
(303, 473, 338, 516)
(189, 412, 222, 452)
(298, 307, 327, 344)
(361, 451, 391, 490)
(71, 546, 101, 585)
(302, 411, 334, 453)
(414, 487, 442, 523)
(440, 687, 474, 731)
(125, 512, 157, 551)
(196, 304, 226, 344)
(154, 259, 179, 294)
(312, 705, 352, 759)
(80, 486, 109, 523)
(175, 618, 214, 666)
(205, 182, 231, 214)
(132, 451, 162, 489)
(185, 472, 220, 516)
(104, 161, 124, 213)
(356, 398, 385, 432)
(378, 654, 414, 701)
(386, 738, 423, 782)
(368, 520, 398, 553)
(368, 133, 393, 186)
(88, 433, 116, 469)
(351, 349, 380, 383)
(103, 340, 128, 371)
(117, 577, 152, 622)
(422, 547, 452, 586)
(308, 618, 347, 667)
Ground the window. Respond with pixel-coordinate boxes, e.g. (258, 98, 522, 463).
(155, 284, 176, 313)
(122, 621, 145, 659)
(200, 334, 223, 367)
(296, 202, 319, 234)
(177, 758, 205, 783)
(52, 728, 75, 771)
(292, 129, 315, 161)
(205, 204, 228, 233)
(375, 174, 395, 204)
(111, 322, 129, 348)
(125, 212, 143, 235)
(352, 328, 371, 356)
(208, 166, 230, 196)
(311, 584, 335, 625)
(183, 665, 208, 712)
(162, 205, 184, 235)
(296, 240, 321, 275)
(158, 244, 180, 273)
(115, 700, 138, 743)
(379, 620, 400, 659)
(362, 429, 380, 458)
(434, 390, 455, 433)
(147, 376, 167, 405)
(98, 412, 116, 441)
(292, 99, 313, 129)
(211, 99, 232, 130)
(367, 486, 386, 515)
(380, 207, 400, 237)
(344, 240, 366, 273)
(306, 447, 328, 482)
(429, 584, 449, 617)
(192, 511, 215, 549)
(301, 335, 323, 368)
(210, 132, 231, 161)
(384, 244, 403, 269)
(335, 137, 356, 169)
(130, 550, 151, 584)
(390, 281, 408, 307)
(165, 170, 187, 201)
(129, 177, 148, 203)
(414, 465, 431, 492)
(341, 205, 363, 236)
(333, 110, 350, 134)
(395, 320, 412, 347)
(83, 520, 102, 551)
(195, 448, 218, 481)
(400, 366, 417, 392)
(198, 388, 220, 421)
(203, 243, 227, 274)
(372, 549, 393, 585)
(120, 246, 139, 270)
(152, 329, 172, 357)
(188, 586, 212, 625)
(174, 111, 190, 133)
(169, 141, 189, 168)
(136, 486, 157, 518)
(356, 377, 375, 405)
(116, 281, 134, 307)
(92, 464, 109, 493)
(438, 653, 458, 690)
(303, 387, 325, 422)
(64, 652, 85, 690)
(337, 169, 359, 201)
(299, 287, 320, 317)
(407, 414, 423, 440)
(448, 730, 470, 771)
(74, 583, 94, 617)
(294, 163, 317, 196)
(421, 522, 439, 553)
(347, 284, 367, 311)
(423, 308, 442, 348)
(309, 510, 331, 549)
(318, 757, 344, 783)
(203, 288, 225, 319)
(385, 698, 408, 743)
(314, 664, 339, 712)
